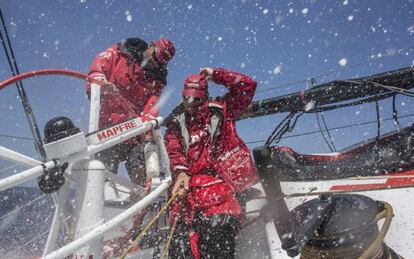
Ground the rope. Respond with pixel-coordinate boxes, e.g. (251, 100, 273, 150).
(110, 206, 152, 256)
(5, 214, 72, 257)
(0, 134, 33, 141)
(0, 193, 47, 220)
(375, 96, 381, 141)
(265, 112, 304, 147)
(264, 112, 295, 147)
(5, 229, 49, 256)
(119, 191, 180, 259)
(160, 200, 185, 259)
(358, 202, 393, 259)
(392, 95, 402, 131)
(160, 216, 179, 259)
(316, 112, 336, 152)
(369, 80, 414, 98)
(300, 201, 393, 258)
(0, 163, 20, 174)
(0, 155, 42, 174)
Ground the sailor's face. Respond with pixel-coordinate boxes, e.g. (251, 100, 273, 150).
(183, 95, 206, 114)
(143, 45, 162, 69)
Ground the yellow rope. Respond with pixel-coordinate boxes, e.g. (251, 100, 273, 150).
(300, 201, 394, 259)
(119, 191, 180, 259)
(358, 202, 393, 259)
(160, 216, 179, 259)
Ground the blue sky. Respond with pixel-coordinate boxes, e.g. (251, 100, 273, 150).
(1, 0, 414, 168)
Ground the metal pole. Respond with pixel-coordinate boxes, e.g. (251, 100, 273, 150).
(68, 81, 103, 257)
(153, 128, 172, 177)
(144, 135, 160, 178)
(88, 83, 101, 133)
(0, 160, 56, 192)
(0, 118, 163, 192)
(43, 180, 171, 259)
(252, 146, 298, 257)
(42, 187, 69, 257)
(264, 219, 283, 259)
(72, 159, 105, 258)
(0, 145, 41, 167)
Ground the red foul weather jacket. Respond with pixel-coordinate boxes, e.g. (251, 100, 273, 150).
(165, 68, 258, 223)
(86, 40, 167, 131)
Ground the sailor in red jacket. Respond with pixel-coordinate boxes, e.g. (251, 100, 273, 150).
(165, 68, 258, 258)
(86, 38, 175, 186)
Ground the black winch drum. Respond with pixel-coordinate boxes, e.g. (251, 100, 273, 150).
(292, 194, 402, 259)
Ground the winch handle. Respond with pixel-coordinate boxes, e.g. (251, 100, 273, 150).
(253, 146, 299, 257)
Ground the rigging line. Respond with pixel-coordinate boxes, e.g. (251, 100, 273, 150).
(0, 8, 22, 75)
(267, 112, 304, 146)
(369, 81, 414, 98)
(0, 155, 41, 173)
(314, 45, 414, 79)
(289, 112, 303, 131)
(392, 95, 401, 131)
(265, 112, 295, 147)
(2, 200, 57, 235)
(5, 213, 73, 257)
(266, 112, 295, 146)
(370, 81, 414, 94)
(257, 78, 310, 94)
(257, 45, 414, 94)
(245, 113, 414, 145)
(267, 123, 289, 146)
(316, 112, 336, 152)
(0, 22, 16, 76)
(307, 92, 395, 113)
(320, 112, 336, 151)
(0, 194, 47, 221)
(375, 96, 381, 141)
(0, 164, 19, 174)
(0, 9, 26, 95)
(0, 134, 33, 140)
(5, 230, 49, 256)
(342, 78, 414, 98)
(0, 7, 46, 160)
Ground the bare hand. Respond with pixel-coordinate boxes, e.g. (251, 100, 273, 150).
(199, 67, 214, 79)
(172, 172, 190, 196)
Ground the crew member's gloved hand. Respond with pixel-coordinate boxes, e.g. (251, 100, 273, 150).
(102, 82, 120, 94)
(142, 95, 160, 122)
(199, 67, 214, 80)
(110, 113, 127, 124)
(141, 112, 156, 122)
